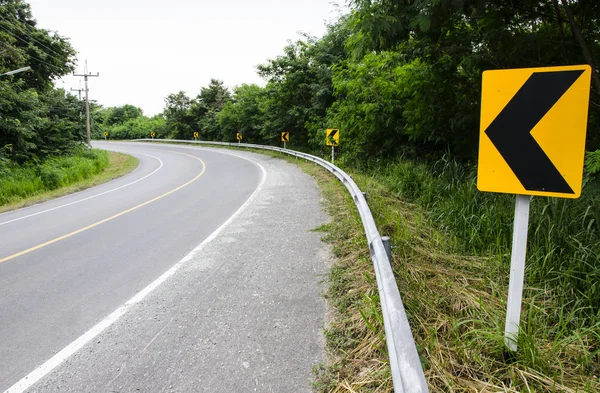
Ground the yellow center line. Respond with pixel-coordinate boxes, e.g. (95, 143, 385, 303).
(0, 151, 206, 265)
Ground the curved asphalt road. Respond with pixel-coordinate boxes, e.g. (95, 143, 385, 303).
(0, 142, 329, 392)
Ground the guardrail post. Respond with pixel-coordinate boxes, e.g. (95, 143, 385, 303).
(382, 236, 392, 263)
(362, 191, 367, 201)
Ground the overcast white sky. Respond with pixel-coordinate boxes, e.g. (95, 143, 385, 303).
(27, 0, 346, 116)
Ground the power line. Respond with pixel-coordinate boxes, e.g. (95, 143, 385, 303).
(0, 22, 67, 73)
(0, 24, 64, 71)
(70, 87, 84, 100)
(0, 14, 66, 60)
(70, 87, 85, 119)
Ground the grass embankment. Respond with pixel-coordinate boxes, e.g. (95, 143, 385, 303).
(0, 149, 138, 213)
(308, 155, 600, 392)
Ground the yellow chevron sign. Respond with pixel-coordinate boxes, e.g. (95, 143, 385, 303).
(478, 65, 591, 198)
(326, 129, 339, 146)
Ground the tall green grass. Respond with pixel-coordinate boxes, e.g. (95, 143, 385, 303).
(352, 155, 600, 329)
(0, 148, 109, 206)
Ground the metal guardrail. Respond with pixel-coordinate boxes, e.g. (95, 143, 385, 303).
(137, 139, 429, 393)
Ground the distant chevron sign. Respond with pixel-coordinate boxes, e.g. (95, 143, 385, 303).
(326, 129, 339, 146)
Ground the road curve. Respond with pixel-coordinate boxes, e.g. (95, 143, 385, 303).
(0, 142, 329, 392)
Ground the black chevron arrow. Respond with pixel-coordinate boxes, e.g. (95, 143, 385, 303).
(484, 70, 584, 194)
(327, 129, 338, 144)
(282, 133, 289, 142)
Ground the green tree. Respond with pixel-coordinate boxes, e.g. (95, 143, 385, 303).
(0, 80, 40, 163)
(0, 1, 80, 164)
(194, 79, 231, 140)
(36, 88, 85, 156)
(103, 104, 143, 126)
(258, 20, 351, 148)
(163, 91, 194, 139)
(218, 84, 265, 142)
(0, 0, 76, 90)
(346, 0, 600, 154)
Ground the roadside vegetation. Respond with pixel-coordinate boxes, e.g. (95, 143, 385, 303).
(1, 2, 80, 165)
(0, 149, 137, 212)
(90, 104, 168, 140)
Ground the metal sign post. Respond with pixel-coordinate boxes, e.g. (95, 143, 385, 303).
(504, 195, 531, 351)
(331, 146, 334, 164)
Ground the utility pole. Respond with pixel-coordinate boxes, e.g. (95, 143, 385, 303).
(73, 62, 99, 146)
(70, 87, 85, 120)
(70, 87, 83, 100)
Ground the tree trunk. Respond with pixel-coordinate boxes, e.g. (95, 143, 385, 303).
(551, 0, 569, 62)
(560, 0, 600, 97)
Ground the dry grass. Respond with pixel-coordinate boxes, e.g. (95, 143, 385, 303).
(355, 176, 600, 393)
(302, 163, 393, 392)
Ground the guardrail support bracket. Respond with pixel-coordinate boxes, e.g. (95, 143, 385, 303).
(382, 236, 392, 262)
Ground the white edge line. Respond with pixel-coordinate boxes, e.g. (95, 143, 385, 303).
(0, 153, 164, 227)
(4, 155, 267, 393)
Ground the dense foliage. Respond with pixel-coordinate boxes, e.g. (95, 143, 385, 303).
(0, 0, 84, 165)
(92, 104, 167, 140)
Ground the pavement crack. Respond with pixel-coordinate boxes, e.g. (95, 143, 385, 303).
(142, 317, 175, 353)
(107, 361, 127, 387)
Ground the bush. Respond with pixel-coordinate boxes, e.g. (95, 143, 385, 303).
(37, 164, 64, 190)
(0, 149, 110, 205)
